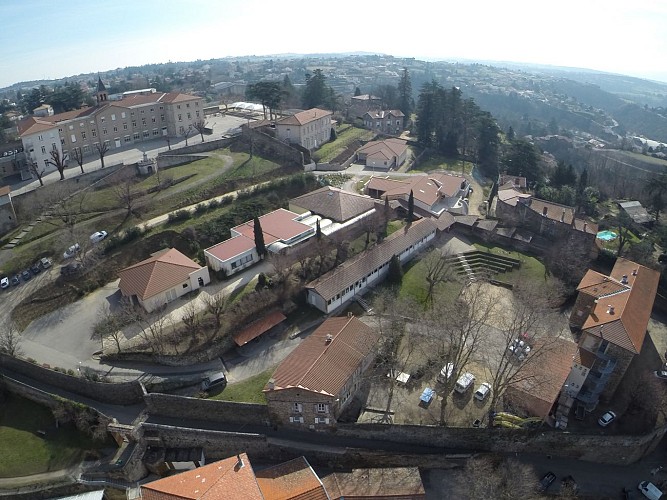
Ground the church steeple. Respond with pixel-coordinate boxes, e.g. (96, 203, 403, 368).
(96, 76, 108, 105)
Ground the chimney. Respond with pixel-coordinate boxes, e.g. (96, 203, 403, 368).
(560, 209, 566, 222)
(621, 274, 628, 284)
(607, 305, 615, 315)
(236, 454, 244, 468)
(542, 206, 548, 217)
(325, 334, 333, 345)
(267, 378, 275, 391)
(583, 222, 587, 232)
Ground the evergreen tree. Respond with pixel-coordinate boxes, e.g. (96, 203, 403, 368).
(397, 68, 413, 119)
(302, 69, 329, 109)
(253, 216, 267, 258)
(507, 126, 515, 141)
(354, 87, 362, 97)
(316, 219, 322, 240)
(577, 169, 588, 194)
(501, 139, 541, 183)
(386, 255, 403, 286)
(407, 190, 415, 222)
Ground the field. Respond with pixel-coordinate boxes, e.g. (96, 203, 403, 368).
(0, 395, 104, 477)
(209, 368, 274, 404)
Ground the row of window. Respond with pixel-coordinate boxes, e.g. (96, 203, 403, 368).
(288, 416, 330, 424)
(292, 403, 329, 413)
(230, 254, 253, 270)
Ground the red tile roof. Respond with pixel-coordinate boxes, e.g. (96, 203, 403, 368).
(364, 109, 405, 119)
(579, 258, 660, 354)
(321, 467, 426, 499)
(367, 172, 466, 208)
(290, 186, 376, 223)
(140, 453, 263, 500)
(357, 138, 408, 161)
(17, 116, 58, 136)
(118, 248, 203, 300)
(265, 316, 380, 396)
(234, 310, 287, 347)
(278, 108, 332, 126)
(255, 457, 328, 500)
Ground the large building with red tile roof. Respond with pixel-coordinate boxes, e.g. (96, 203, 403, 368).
(565, 258, 660, 409)
(274, 108, 332, 150)
(264, 316, 380, 427)
(366, 172, 470, 216)
(118, 248, 210, 312)
(18, 79, 204, 174)
(204, 209, 317, 277)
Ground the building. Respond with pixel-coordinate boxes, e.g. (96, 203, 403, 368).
(118, 248, 210, 312)
(0, 142, 28, 183)
(274, 108, 332, 150)
(498, 174, 528, 191)
(565, 258, 660, 410)
(356, 138, 408, 171)
(363, 109, 405, 135)
(348, 94, 382, 119)
(254, 457, 328, 500)
(305, 218, 438, 314)
(32, 104, 54, 117)
(289, 186, 376, 223)
(618, 200, 654, 226)
(264, 315, 381, 427)
(204, 209, 317, 277)
(18, 78, 205, 174)
(366, 173, 470, 216)
(0, 185, 17, 235)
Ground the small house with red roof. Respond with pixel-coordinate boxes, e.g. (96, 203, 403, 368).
(118, 248, 210, 312)
(263, 316, 380, 427)
(356, 138, 408, 170)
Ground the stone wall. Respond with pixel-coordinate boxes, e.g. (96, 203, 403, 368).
(158, 137, 234, 156)
(143, 393, 270, 425)
(241, 129, 305, 167)
(0, 354, 144, 405)
(157, 154, 208, 170)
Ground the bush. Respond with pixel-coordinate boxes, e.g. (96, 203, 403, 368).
(104, 226, 145, 254)
(194, 203, 208, 214)
(167, 210, 192, 223)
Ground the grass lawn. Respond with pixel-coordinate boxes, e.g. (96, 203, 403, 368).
(386, 220, 406, 236)
(209, 368, 274, 404)
(399, 249, 463, 306)
(312, 125, 375, 163)
(229, 277, 258, 303)
(0, 394, 103, 477)
(411, 154, 471, 174)
(473, 242, 546, 284)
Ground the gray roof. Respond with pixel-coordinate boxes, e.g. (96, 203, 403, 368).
(291, 186, 376, 222)
(306, 218, 437, 301)
(619, 200, 654, 224)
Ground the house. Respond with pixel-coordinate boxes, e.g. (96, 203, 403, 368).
(18, 78, 205, 172)
(618, 200, 654, 226)
(32, 104, 54, 117)
(498, 174, 528, 191)
(495, 187, 597, 256)
(348, 94, 382, 119)
(118, 248, 210, 313)
(254, 456, 328, 500)
(274, 108, 332, 150)
(356, 138, 408, 171)
(289, 186, 376, 223)
(366, 173, 470, 216)
(321, 467, 426, 499)
(363, 109, 405, 135)
(565, 258, 660, 409)
(504, 337, 578, 419)
(305, 218, 439, 314)
(264, 316, 381, 427)
(140, 453, 264, 500)
(204, 209, 317, 277)
(0, 186, 18, 235)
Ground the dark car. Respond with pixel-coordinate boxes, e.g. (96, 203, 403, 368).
(31, 263, 41, 275)
(10, 275, 20, 286)
(539, 472, 557, 491)
(21, 269, 31, 281)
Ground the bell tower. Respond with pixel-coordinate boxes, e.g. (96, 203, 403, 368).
(96, 76, 108, 105)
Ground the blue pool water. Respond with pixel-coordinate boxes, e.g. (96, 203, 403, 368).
(597, 230, 618, 241)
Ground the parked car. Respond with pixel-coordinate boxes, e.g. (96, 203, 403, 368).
(638, 481, 663, 500)
(21, 269, 31, 281)
(654, 370, 667, 380)
(10, 275, 20, 286)
(63, 243, 80, 259)
(40, 257, 52, 269)
(0, 277, 8, 289)
(437, 363, 454, 384)
(454, 372, 475, 394)
(539, 472, 557, 491)
(31, 262, 41, 275)
(474, 382, 492, 401)
(201, 372, 226, 391)
(598, 410, 617, 427)
(89, 231, 108, 244)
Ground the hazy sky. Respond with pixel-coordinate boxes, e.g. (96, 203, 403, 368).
(2, 0, 667, 88)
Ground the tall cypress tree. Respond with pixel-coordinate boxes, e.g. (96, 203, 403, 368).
(407, 190, 415, 222)
(316, 219, 322, 240)
(253, 216, 267, 258)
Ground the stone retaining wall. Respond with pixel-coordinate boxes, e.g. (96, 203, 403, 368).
(157, 138, 234, 156)
(157, 154, 208, 169)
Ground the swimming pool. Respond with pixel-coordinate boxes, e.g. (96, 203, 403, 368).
(597, 230, 618, 241)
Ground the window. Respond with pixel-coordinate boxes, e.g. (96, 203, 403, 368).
(61, 138, 65, 145)
(100, 116, 105, 123)
(124, 135, 131, 143)
(102, 128, 107, 135)
(160, 106, 164, 110)
(121, 112, 126, 118)
(177, 105, 181, 109)
(187, 113, 191, 119)
(160, 114, 165, 121)
(104, 140, 110, 147)
(186, 103, 190, 108)
(152, 117, 156, 123)
(150, 107, 154, 112)
(81, 131, 86, 140)
(83, 144, 90, 153)
(292, 403, 302, 413)
(79, 122, 84, 128)
(113, 126, 118, 132)
(59, 128, 63, 133)
(195, 101, 198, 107)
(111, 114, 116, 121)
(132, 120, 137, 127)
(152, 128, 159, 136)
(182, 283, 188, 289)
(133, 132, 140, 140)
(69, 124, 74, 130)
(289, 416, 304, 424)
(142, 118, 146, 126)
(143, 130, 150, 138)
(41, 146, 46, 154)
(38, 135, 43, 141)
(314, 417, 330, 424)
(196, 110, 200, 118)
(141, 109, 145, 114)
(131, 111, 135, 117)
(178, 114, 182, 122)
(92, 129, 97, 137)
(44, 159, 49, 167)
(316, 403, 328, 413)
(123, 123, 128, 130)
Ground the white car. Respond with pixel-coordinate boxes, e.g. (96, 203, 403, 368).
(598, 410, 617, 427)
(474, 382, 492, 401)
(89, 231, 108, 244)
(0, 276, 9, 289)
(454, 372, 476, 394)
(63, 243, 80, 259)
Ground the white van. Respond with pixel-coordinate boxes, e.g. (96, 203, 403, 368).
(454, 372, 475, 394)
(437, 363, 454, 384)
(638, 481, 663, 500)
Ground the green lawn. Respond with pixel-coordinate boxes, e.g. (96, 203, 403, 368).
(312, 126, 375, 163)
(386, 220, 406, 236)
(0, 395, 102, 477)
(399, 249, 463, 306)
(472, 242, 546, 284)
(209, 368, 274, 404)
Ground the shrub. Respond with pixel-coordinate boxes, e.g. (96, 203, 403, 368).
(168, 210, 192, 223)
(194, 203, 208, 214)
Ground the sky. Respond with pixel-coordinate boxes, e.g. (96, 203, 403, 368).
(2, 0, 667, 89)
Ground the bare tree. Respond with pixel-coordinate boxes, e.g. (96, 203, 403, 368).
(45, 147, 68, 181)
(202, 290, 230, 336)
(94, 142, 109, 169)
(452, 455, 541, 500)
(28, 161, 46, 187)
(92, 302, 127, 354)
(269, 250, 294, 282)
(0, 322, 23, 357)
(71, 146, 85, 174)
(113, 177, 137, 217)
(181, 301, 200, 337)
(182, 125, 193, 146)
(135, 305, 173, 355)
(422, 250, 457, 308)
(192, 119, 208, 143)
